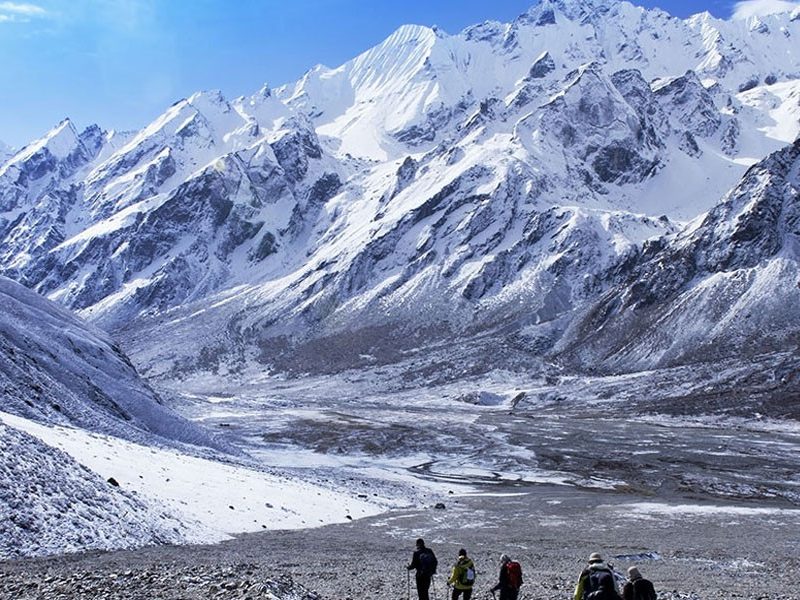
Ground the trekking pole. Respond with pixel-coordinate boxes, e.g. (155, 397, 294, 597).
(407, 570, 410, 600)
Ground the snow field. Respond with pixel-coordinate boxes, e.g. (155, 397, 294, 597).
(0, 411, 385, 543)
(0, 420, 198, 559)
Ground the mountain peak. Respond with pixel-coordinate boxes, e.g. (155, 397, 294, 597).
(686, 10, 716, 26)
(8, 118, 80, 165)
(187, 89, 229, 110)
(256, 83, 272, 99)
(386, 23, 437, 43)
(47, 118, 79, 144)
(521, 0, 623, 23)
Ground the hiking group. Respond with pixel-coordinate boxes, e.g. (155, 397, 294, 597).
(407, 540, 657, 600)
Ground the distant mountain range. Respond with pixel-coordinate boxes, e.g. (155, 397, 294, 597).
(1, 0, 798, 381)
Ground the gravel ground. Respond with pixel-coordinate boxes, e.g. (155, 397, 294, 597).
(2, 483, 799, 600)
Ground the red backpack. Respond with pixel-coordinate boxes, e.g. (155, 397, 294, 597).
(506, 561, 523, 590)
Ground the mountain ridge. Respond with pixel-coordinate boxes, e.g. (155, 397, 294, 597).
(0, 0, 798, 381)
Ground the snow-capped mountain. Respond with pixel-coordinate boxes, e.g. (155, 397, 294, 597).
(1, 0, 799, 378)
(557, 137, 800, 372)
(278, 0, 800, 160)
(0, 93, 341, 329)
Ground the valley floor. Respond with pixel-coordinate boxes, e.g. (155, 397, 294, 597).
(1, 482, 798, 599)
(2, 364, 799, 599)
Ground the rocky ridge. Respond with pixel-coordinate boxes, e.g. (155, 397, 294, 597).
(558, 138, 800, 372)
(0, 275, 217, 446)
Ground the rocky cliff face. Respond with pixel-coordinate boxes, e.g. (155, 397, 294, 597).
(557, 138, 800, 372)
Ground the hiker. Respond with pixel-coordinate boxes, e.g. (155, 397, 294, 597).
(407, 538, 438, 600)
(490, 554, 523, 600)
(574, 552, 622, 600)
(622, 566, 657, 600)
(448, 548, 476, 600)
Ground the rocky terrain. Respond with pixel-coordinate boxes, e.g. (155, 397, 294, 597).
(2, 483, 798, 599)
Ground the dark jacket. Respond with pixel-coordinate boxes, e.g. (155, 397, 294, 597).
(408, 547, 438, 577)
(574, 562, 621, 600)
(622, 577, 656, 600)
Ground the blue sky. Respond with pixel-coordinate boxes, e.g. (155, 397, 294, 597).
(0, 0, 791, 147)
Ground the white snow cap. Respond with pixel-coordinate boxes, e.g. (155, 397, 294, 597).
(732, 0, 800, 19)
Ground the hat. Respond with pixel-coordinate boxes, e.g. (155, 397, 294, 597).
(588, 552, 603, 563)
(500, 554, 510, 564)
(458, 548, 467, 557)
(627, 566, 642, 580)
(416, 538, 425, 548)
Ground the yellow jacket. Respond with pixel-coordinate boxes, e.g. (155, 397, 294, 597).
(448, 557, 476, 590)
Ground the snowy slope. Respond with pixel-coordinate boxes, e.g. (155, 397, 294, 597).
(0, 411, 390, 555)
(0, 419, 205, 560)
(0, 275, 218, 447)
(0, 275, 226, 558)
(0, 278, 398, 558)
(0, 0, 798, 378)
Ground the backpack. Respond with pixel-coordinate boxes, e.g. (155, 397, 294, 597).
(506, 561, 523, 590)
(631, 578, 657, 600)
(585, 568, 620, 600)
(418, 549, 437, 576)
(461, 565, 476, 586)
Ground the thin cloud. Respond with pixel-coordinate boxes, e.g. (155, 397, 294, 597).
(732, 0, 800, 19)
(0, 1, 47, 23)
(0, 2, 47, 16)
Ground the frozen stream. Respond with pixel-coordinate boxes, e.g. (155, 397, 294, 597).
(169, 368, 800, 508)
